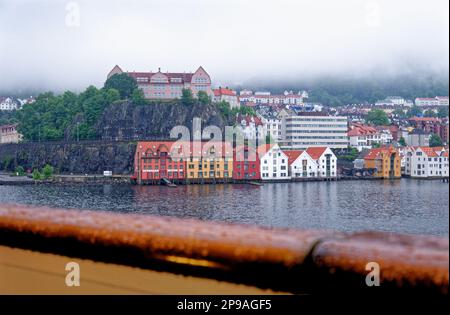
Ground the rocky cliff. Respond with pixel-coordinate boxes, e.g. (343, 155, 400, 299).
(96, 101, 230, 140)
(0, 101, 231, 175)
(0, 141, 136, 175)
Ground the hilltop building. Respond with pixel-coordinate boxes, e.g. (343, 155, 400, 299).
(213, 88, 239, 108)
(107, 65, 212, 100)
(0, 97, 19, 111)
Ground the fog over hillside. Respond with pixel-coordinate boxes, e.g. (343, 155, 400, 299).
(0, 0, 448, 95)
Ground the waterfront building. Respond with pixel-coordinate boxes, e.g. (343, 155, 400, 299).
(404, 146, 449, 178)
(284, 150, 318, 178)
(134, 141, 188, 184)
(213, 87, 239, 108)
(107, 65, 213, 100)
(280, 113, 349, 149)
(0, 124, 22, 144)
(258, 144, 290, 180)
(233, 145, 261, 180)
(363, 146, 401, 179)
(0, 97, 19, 111)
(186, 142, 233, 181)
(305, 147, 338, 178)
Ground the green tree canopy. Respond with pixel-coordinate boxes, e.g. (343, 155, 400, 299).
(131, 88, 148, 106)
(17, 87, 119, 141)
(429, 134, 443, 147)
(104, 73, 138, 99)
(398, 137, 406, 146)
(197, 91, 211, 105)
(366, 109, 390, 126)
(181, 89, 194, 106)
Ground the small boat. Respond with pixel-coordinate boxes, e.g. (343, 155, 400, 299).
(248, 181, 263, 186)
(161, 177, 177, 187)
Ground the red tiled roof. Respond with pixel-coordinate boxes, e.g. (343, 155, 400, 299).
(416, 146, 448, 158)
(364, 148, 384, 160)
(364, 147, 398, 160)
(348, 124, 378, 136)
(305, 147, 327, 160)
(283, 150, 303, 165)
(213, 88, 236, 97)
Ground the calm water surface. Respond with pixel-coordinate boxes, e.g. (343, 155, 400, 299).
(0, 180, 448, 236)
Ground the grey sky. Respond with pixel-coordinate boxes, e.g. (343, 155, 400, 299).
(0, 0, 448, 91)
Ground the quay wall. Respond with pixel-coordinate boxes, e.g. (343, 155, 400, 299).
(0, 140, 136, 175)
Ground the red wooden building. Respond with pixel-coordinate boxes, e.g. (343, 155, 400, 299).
(134, 141, 189, 184)
(233, 145, 261, 181)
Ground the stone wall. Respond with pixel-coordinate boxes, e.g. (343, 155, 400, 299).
(0, 140, 136, 175)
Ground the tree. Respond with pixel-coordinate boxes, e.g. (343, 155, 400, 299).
(366, 109, 390, 126)
(181, 89, 194, 106)
(32, 169, 42, 180)
(437, 106, 449, 118)
(398, 137, 406, 146)
(104, 73, 138, 99)
(42, 164, 54, 179)
(197, 91, 211, 105)
(131, 88, 147, 106)
(429, 134, 443, 147)
(105, 88, 121, 104)
(407, 106, 423, 118)
(15, 166, 25, 176)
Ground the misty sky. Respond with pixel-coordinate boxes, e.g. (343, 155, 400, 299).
(0, 0, 448, 92)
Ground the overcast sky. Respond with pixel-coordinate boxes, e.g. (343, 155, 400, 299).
(0, 0, 448, 92)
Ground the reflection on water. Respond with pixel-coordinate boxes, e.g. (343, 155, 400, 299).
(0, 179, 448, 236)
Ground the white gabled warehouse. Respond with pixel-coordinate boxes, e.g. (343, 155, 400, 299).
(404, 146, 449, 178)
(305, 147, 338, 178)
(284, 150, 318, 178)
(258, 144, 290, 180)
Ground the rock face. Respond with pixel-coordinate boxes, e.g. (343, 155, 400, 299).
(96, 101, 230, 140)
(0, 141, 136, 175)
(0, 101, 231, 174)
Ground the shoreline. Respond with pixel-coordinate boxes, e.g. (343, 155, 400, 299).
(0, 174, 448, 186)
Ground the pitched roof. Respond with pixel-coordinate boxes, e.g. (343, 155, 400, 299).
(305, 147, 327, 160)
(283, 150, 303, 165)
(348, 124, 378, 136)
(213, 88, 236, 97)
(364, 147, 398, 160)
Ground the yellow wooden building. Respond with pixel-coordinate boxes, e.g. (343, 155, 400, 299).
(186, 142, 233, 180)
(364, 146, 401, 179)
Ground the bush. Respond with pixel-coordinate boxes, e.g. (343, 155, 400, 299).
(32, 169, 42, 180)
(42, 164, 54, 179)
(15, 166, 25, 176)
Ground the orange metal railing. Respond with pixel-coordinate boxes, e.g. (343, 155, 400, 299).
(0, 204, 448, 295)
